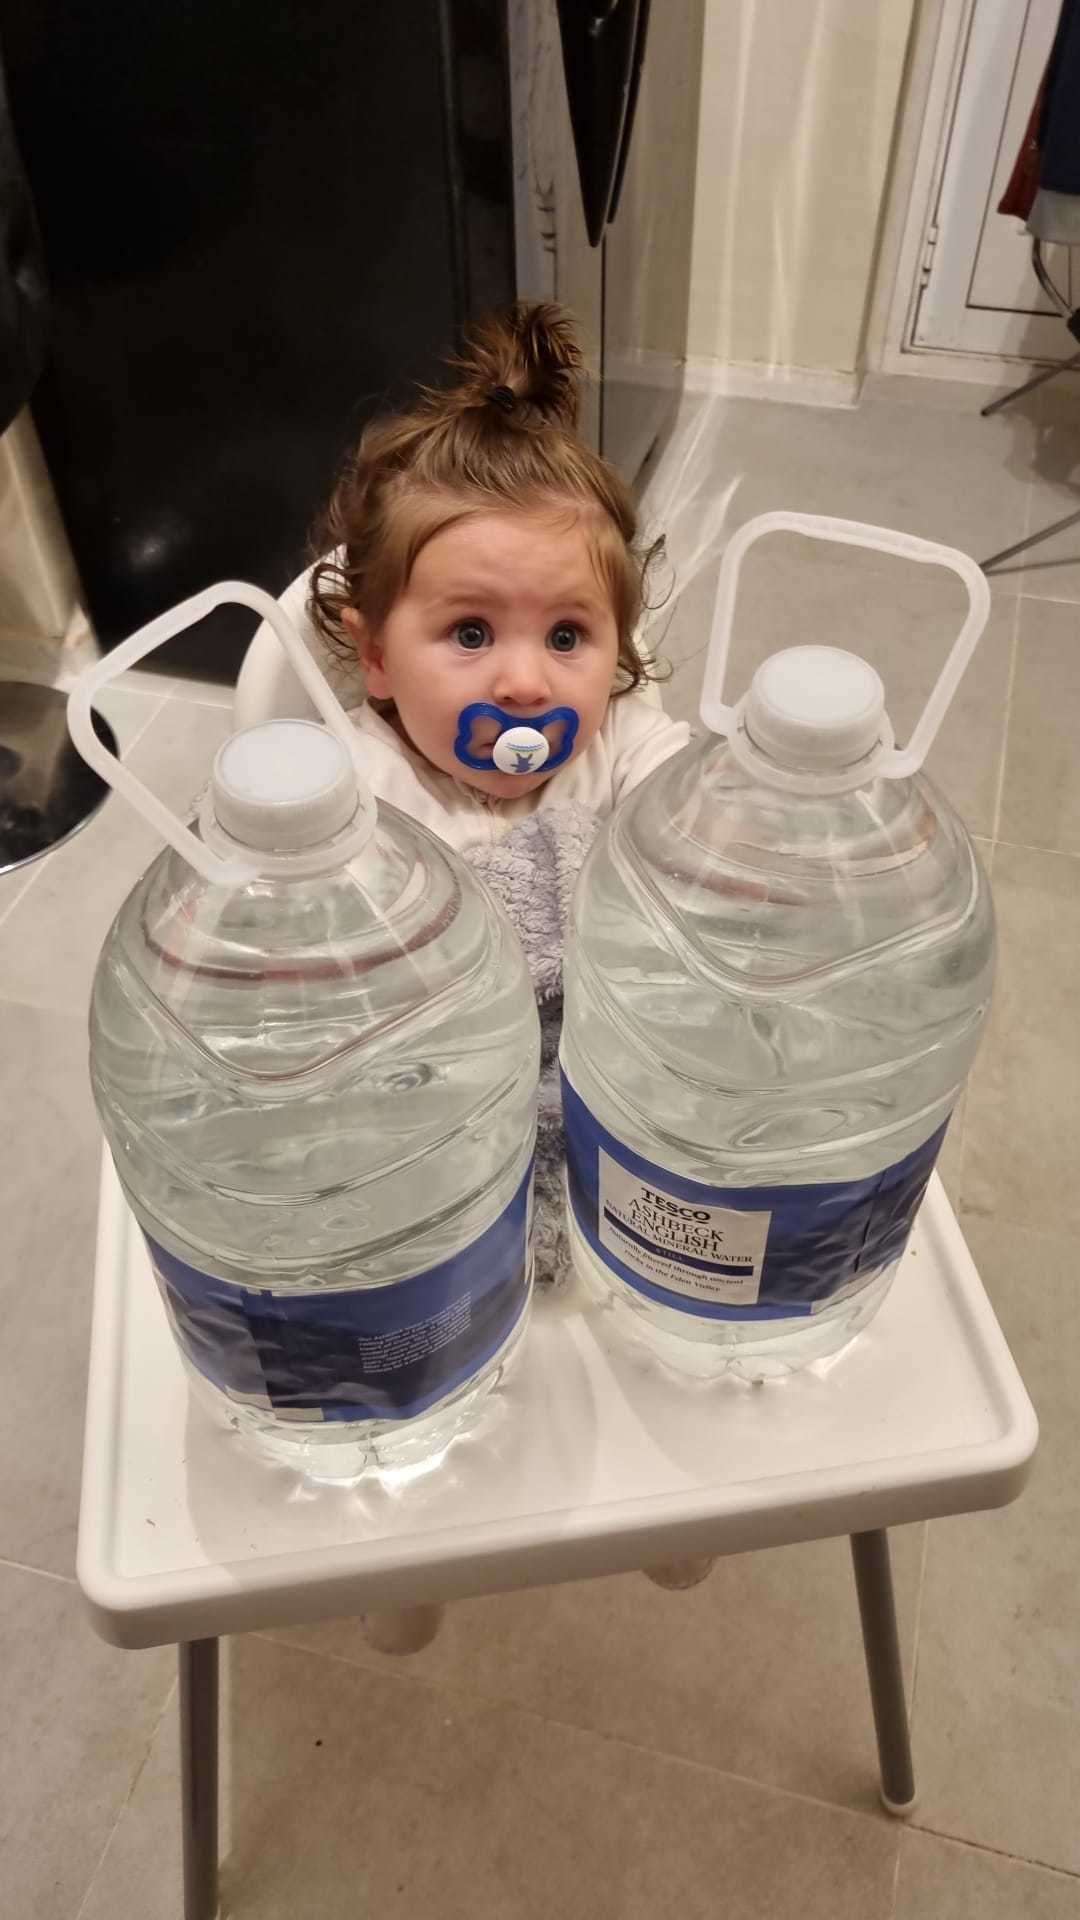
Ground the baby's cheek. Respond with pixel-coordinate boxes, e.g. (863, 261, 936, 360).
(408, 688, 456, 748)
(572, 690, 611, 755)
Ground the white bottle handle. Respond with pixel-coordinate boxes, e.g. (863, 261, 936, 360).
(67, 580, 368, 886)
(700, 512, 991, 779)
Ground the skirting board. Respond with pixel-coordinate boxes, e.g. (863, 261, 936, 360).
(682, 356, 862, 409)
(878, 339, 1080, 389)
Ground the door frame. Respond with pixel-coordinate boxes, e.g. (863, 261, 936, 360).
(874, 0, 1073, 382)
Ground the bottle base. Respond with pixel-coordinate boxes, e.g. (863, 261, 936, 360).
(566, 1209, 895, 1382)
(184, 1301, 532, 1485)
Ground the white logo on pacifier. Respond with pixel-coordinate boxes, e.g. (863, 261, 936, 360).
(491, 726, 551, 775)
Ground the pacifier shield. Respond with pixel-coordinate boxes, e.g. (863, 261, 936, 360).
(454, 703, 581, 774)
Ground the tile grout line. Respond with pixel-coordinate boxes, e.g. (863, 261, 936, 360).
(1020, 449, 1037, 555)
(121, 687, 173, 750)
(0, 834, 56, 935)
(73, 1674, 179, 1920)
(891, 1523, 928, 1920)
(0, 1552, 76, 1586)
(1007, 446, 1080, 601)
(165, 687, 235, 712)
(256, 1626, 1080, 1889)
(999, 584, 1080, 608)
(993, 834, 1080, 859)
(249, 1627, 906, 1842)
(888, 1835, 904, 1920)
(0, 866, 37, 935)
(903, 1519, 932, 1834)
(948, 585, 1023, 1211)
(905, 1818, 1080, 1884)
(988, 587, 1023, 850)
(954, 1199, 1080, 1245)
(0, 685, 171, 940)
(907, 1519, 930, 1723)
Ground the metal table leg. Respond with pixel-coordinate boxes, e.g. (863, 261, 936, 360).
(179, 1638, 219, 1919)
(981, 504, 1080, 575)
(850, 1530, 916, 1815)
(978, 254, 1080, 574)
(979, 348, 1080, 418)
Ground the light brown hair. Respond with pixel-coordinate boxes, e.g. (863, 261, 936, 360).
(308, 302, 663, 697)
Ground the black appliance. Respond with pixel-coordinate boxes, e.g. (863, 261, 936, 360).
(1, 0, 704, 676)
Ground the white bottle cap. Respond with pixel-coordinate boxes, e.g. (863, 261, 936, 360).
(211, 720, 360, 851)
(744, 646, 886, 770)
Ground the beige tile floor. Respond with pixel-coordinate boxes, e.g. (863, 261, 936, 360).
(2, 373, 1079, 1917)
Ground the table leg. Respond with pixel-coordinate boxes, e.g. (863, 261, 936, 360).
(979, 347, 1080, 417)
(179, 1638, 219, 1919)
(981, 504, 1080, 574)
(641, 1555, 716, 1590)
(360, 1603, 445, 1653)
(849, 1530, 916, 1815)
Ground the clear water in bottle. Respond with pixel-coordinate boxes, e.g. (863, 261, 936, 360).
(73, 587, 540, 1483)
(561, 516, 995, 1380)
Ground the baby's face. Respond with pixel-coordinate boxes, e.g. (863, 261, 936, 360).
(352, 510, 621, 798)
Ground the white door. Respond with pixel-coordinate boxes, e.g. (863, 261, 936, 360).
(913, 0, 1076, 360)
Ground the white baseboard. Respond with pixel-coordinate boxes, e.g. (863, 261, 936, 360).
(605, 346, 684, 391)
(876, 341, 1080, 389)
(682, 356, 863, 409)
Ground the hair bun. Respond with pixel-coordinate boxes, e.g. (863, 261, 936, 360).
(447, 301, 583, 429)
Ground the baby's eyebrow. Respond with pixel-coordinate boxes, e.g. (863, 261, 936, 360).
(420, 580, 503, 608)
(429, 584, 601, 619)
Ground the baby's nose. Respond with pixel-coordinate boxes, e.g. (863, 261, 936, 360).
(491, 645, 551, 709)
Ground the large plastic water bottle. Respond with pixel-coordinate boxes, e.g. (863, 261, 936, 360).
(562, 514, 994, 1380)
(69, 585, 540, 1481)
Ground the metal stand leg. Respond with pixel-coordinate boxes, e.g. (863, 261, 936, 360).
(981, 505, 1080, 574)
(979, 348, 1080, 418)
(850, 1530, 916, 1816)
(179, 1638, 219, 1920)
(979, 239, 1080, 572)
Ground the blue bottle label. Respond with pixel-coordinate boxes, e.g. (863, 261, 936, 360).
(144, 1163, 533, 1422)
(562, 1072, 946, 1320)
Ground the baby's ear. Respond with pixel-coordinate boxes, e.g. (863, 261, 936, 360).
(342, 608, 391, 699)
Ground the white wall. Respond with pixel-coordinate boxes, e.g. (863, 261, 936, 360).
(0, 410, 87, 678)
(689, 0, 918, 377)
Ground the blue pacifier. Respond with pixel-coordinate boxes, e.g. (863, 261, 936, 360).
(454, 703, 580, 775)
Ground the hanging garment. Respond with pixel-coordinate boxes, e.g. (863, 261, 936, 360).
(997, 78, 1046, 222)
(1039, 0, 1080, 195)
(997, 1, 1080, 240)
(1028, 0, 1080, 240)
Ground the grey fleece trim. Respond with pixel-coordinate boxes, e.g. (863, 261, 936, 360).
(464, 803, 601, 1284)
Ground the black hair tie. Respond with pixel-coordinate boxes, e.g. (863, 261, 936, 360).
(488, 384, 516, 414)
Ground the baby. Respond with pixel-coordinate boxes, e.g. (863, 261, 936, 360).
(308, 301, 690, 1278)
(308, 300, 688, 843)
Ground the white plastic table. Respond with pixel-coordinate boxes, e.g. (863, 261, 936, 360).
(78, 1157, 1037, 1920)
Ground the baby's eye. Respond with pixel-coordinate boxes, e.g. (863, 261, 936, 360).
(454, 620, 492, 651)
(548, 623, 581, 654)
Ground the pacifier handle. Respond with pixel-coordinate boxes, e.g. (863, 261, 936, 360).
(67, 581, 370, 885)
(700, 512, 991, 779)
